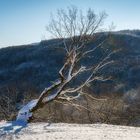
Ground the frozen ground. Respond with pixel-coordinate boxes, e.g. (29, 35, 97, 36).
(0, 121, 140, 140)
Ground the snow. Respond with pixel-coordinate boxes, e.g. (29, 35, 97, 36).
(0, 122, 140, 140)
(0, 121, 27, 137)
(16, 99, 38, 123)
(42, 93, 57, 103)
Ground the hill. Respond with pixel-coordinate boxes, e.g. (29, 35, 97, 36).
(0, 30, 140, 124)
(0, 30, 140, 94)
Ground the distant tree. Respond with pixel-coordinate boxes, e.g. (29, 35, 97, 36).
(17, 6, 116, 123)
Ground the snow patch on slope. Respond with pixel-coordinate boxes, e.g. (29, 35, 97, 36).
(16, 99, 38, 123)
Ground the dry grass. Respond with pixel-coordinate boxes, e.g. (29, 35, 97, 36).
(33, 94, 140, 126)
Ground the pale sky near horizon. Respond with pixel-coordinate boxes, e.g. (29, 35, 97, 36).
(0, 0, 140, 48)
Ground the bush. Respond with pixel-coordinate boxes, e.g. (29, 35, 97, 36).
(32, 93, 140, 126)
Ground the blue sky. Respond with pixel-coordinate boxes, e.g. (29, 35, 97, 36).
(0, 0, 140, 47)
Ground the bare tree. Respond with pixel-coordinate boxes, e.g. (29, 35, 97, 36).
(17, 6, 116, 123)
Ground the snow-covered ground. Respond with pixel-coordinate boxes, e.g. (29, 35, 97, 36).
(0, 121, 140, 140)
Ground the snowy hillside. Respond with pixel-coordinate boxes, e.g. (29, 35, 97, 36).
(0, 122, 140, 140)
